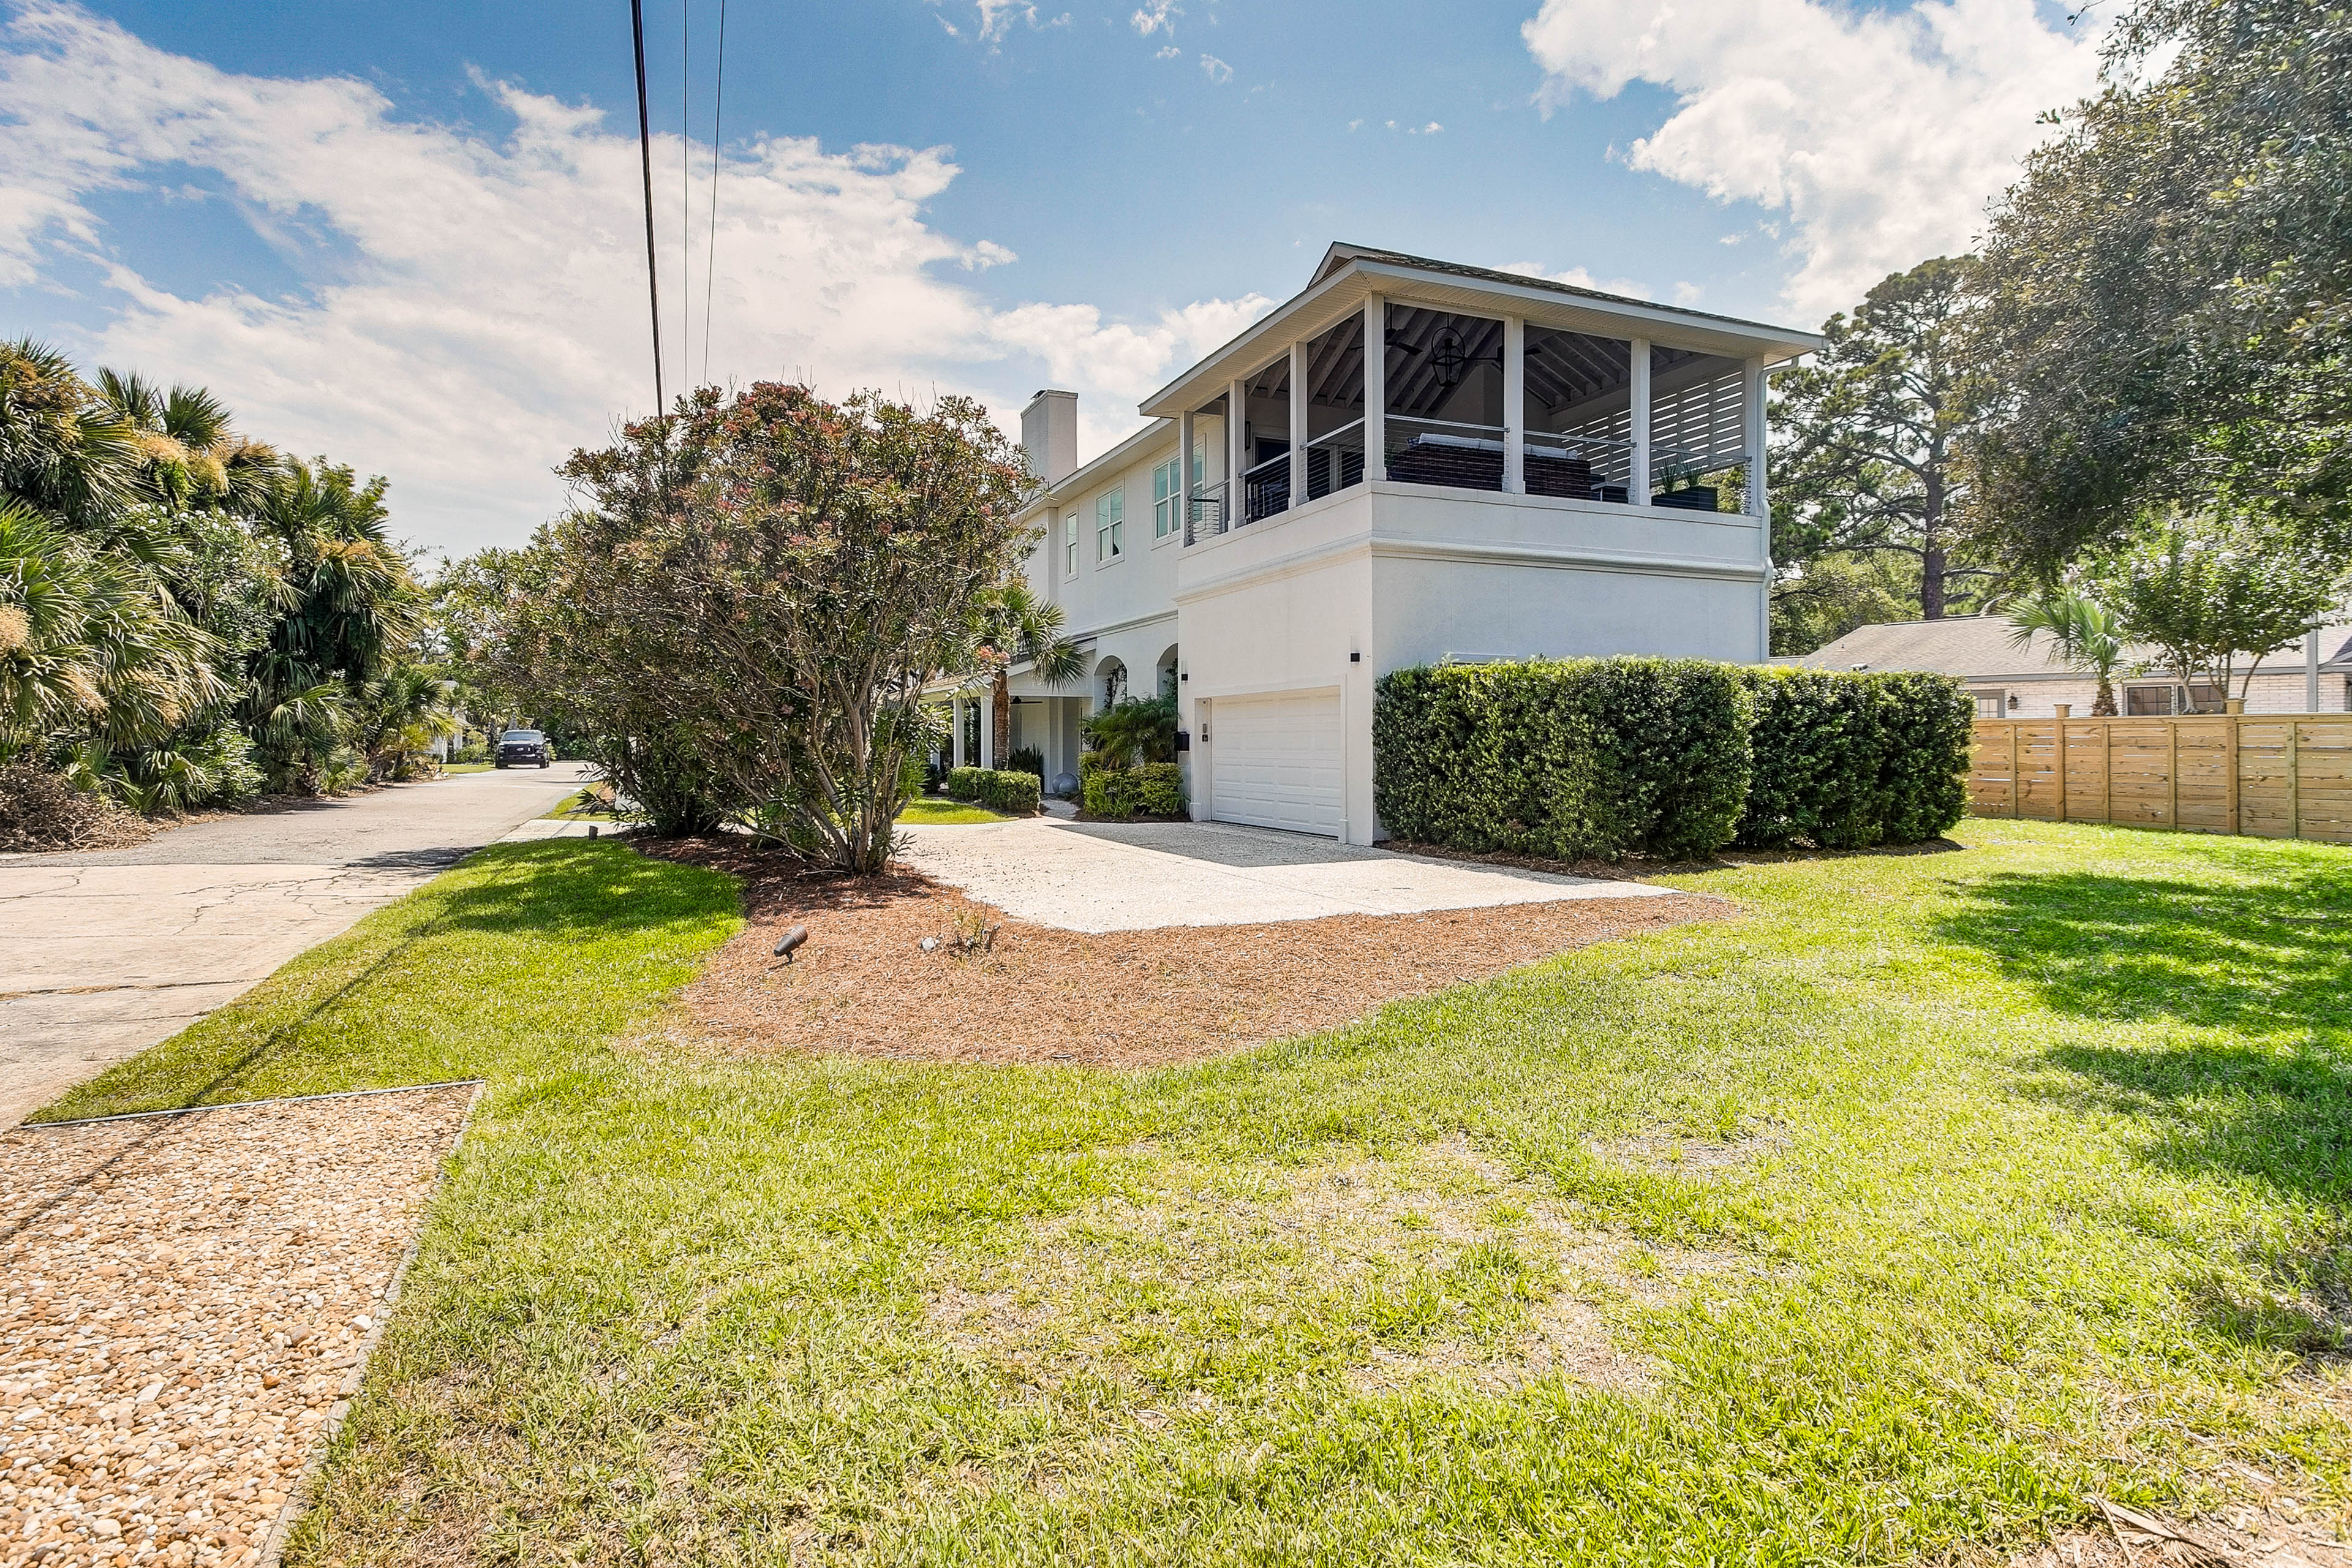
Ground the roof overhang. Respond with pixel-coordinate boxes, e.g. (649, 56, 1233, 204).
(1139, 253, 1827, 419)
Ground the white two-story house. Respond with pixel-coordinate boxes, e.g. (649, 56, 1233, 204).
(943, 243, 1825, 844)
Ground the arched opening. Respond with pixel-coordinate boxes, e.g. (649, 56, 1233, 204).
(1095, 657, 1128, 710)
(1156, 645, 1180, 701)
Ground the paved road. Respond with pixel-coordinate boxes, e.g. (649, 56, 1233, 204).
(0, 764, 592, 1128)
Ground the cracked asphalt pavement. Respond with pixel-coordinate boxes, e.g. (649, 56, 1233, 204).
(0, 764, 591, 1128)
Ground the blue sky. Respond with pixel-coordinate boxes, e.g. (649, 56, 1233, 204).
(1, 0, 2102, 554)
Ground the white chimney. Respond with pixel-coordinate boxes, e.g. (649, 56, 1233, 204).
(1020, 389, 1078, 486)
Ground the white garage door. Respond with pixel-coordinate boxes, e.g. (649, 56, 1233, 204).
(1210, 691, 1343, 837)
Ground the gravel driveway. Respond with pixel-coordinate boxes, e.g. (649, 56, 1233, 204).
(0, 1083, 475, 1568)
(892, 816, 1678, 933)
(0, 767, 590, 1128)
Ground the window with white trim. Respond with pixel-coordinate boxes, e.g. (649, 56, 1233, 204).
(1063, 512, 1078, 577)
(1153, 458, 1178, 539)
(1096, 487, 1125, 562)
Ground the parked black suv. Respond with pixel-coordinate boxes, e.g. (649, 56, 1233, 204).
(496, 728, 553, 768)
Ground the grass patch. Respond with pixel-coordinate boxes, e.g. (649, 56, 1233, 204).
(438, 761, 493, 774)
(42, 823, 2352, 1565)
(541, 785, 616, 821)
(900, 794, 1021, 825)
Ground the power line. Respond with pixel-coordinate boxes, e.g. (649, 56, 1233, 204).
(680, 0, 690, 396)
(703, 0, 728, 385)
(630, 0, 665, 415)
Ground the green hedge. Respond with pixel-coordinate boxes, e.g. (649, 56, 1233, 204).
(1083, 761, 1185, 820)
(981, 769, 1041, 815)
(1373, 656, 1971, 861)
(941, 766, 1040, 815)
(1373, 657, 1752, 861)
(1735, 668, 1973, 850)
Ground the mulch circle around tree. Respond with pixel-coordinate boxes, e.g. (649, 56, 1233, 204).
(642, 838, 1732, 1069)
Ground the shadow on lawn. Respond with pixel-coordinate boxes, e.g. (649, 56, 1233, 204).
(1934, 867, 2352, 1035)
(1942, 865, 2352, 1346)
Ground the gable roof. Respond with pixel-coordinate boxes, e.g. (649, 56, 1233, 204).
(1138, 242, 1825, 420)
(1792, 615, 2352, 679)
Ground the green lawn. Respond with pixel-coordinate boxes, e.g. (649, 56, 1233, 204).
(39, 823, 2351, 1566)
(439, 761, 492, 774)
(901, 794, 1023, 824)
(541, 785, 616, 821)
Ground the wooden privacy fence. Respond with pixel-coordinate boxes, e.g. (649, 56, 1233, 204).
(1969, 713, 2352, 843)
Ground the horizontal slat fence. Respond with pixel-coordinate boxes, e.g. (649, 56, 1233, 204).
(1969, 714, 2352, 843)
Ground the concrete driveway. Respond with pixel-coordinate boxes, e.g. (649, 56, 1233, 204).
(0, 764, 591, 1128)
(892, 816, 1677, 933)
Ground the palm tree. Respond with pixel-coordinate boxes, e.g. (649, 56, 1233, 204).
(970, 580, 1084, 763)
(241, 457, 425, 788)
(0, 497, 224, 760)
(2007, 591, 2127, 715)
(1, 339, 140, 536)
(94, 369, 281, 517)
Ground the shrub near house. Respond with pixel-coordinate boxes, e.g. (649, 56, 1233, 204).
(1373, 656, 1972, 860)
(943, 766, 1041, 815)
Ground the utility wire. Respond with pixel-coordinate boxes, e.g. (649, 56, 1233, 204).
(630, 0, 665, 414)
(702, 0, 727, 385)
(680, 0, 690, 395)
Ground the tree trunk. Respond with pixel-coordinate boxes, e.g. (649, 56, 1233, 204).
(2094, 676, 2117, 717)
(992, 671, 1011, 766)
(1920, 471, 1947, 619)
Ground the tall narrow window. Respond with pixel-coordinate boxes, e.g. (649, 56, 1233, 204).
(1096, 488, 1125, 561)
(1152, 458, 1178, 538)
(1064, 512, 1078, 576)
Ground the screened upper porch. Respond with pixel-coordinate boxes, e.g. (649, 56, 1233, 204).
(1173, 296, 1770, 544)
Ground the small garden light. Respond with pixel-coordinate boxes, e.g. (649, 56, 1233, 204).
(773, 925, 808, 962)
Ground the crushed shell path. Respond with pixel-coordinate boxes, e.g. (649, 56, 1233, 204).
(0, 1085, 475, 1568)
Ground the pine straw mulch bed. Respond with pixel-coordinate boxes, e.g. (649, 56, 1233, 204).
(641, 838, 1733, 1069)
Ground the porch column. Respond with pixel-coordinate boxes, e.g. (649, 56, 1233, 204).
(1502, 315, 1526, 494)
(1227, 378, 1249, 524)
(1176, 408, 1195, 542)
(1747, 356, 1771, 662)
(1289, 337, 1309, 509)
(978, 698, 993, 770)
(1629, 337, 1651, 507)
(949, 696, 965, 767)
(1363, 295, 1386, 482)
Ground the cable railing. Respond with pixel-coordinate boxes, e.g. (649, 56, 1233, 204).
(1185, 480, 1229, 546)
(1381, 415, 1510, 492)
(1303, 420, 1366, 502)
(1242, 453, 1291, 524)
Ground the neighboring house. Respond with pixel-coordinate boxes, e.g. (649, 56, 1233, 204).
(940, 242, 1823, 843)
(1789, 614, 2352, 718)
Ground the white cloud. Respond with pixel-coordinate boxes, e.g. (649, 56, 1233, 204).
(1498, 261, 1651, 300)
(1156, 44, 1181, 59)
(0, 3, 1268, 552)
(1131, 0, 1179, 37)
(1199, 53, 1232, 83)
(1520, 0, 2103, 318)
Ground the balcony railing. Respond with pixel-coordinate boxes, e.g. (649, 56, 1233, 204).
(1305, 420, 1366, 501)
(1242, 453, 1291, 524)
(1185, 481, 1229, 545)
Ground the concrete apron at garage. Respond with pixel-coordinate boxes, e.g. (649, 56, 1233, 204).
(892, 816, 1676, 933)
(0, 764, 592, 1129)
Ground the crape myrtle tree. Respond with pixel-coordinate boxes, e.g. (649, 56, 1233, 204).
(2094, 510, 2348, 709)
(1970, 0, 2352, 570)
(554, 383, 1036, 873)
(1770, 256, 1995, 646)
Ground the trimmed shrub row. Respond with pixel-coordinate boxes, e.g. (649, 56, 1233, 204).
(1080, 752, 1185, 818)
(1736, 667, 1974, 850)
(941, 766, 1041, 815)
(1373, 656, 1970, 861)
